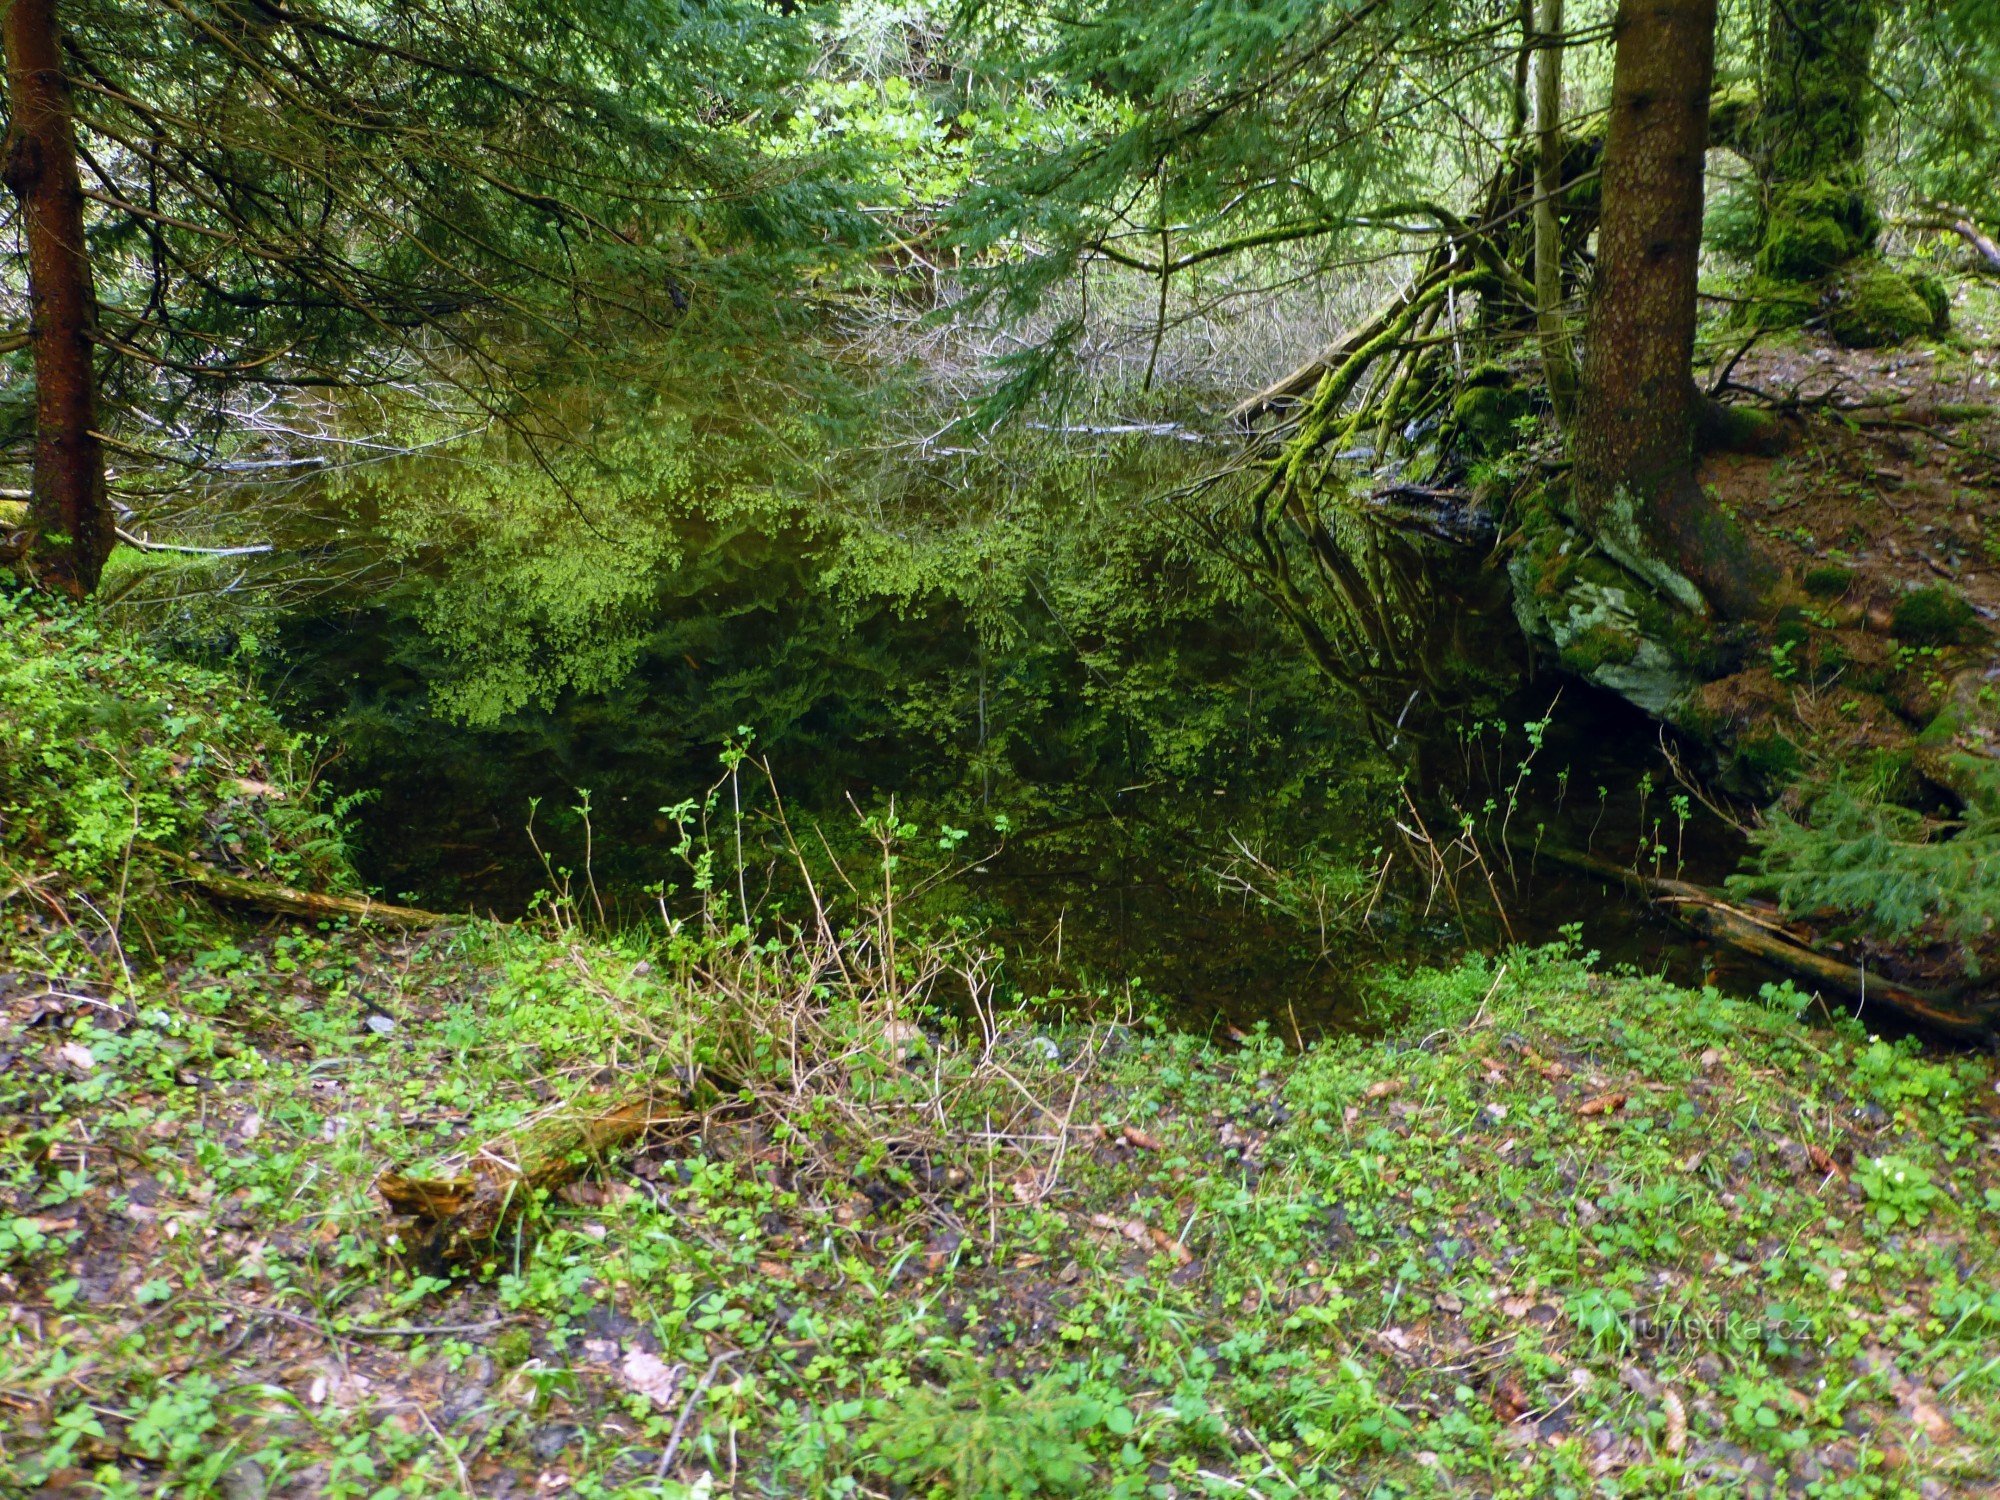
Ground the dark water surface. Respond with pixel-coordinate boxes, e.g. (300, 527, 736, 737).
(285, 515, 1787, 1036)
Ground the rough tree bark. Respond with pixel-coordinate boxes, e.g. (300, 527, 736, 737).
(1573, 0, 1772, 620)
(1533, 0, 1577, 423)
(2, 0, 111, 596)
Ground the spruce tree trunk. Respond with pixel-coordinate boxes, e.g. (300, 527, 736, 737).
(1573, 0, 1769, 619)
(2, 0, 111, 597)
(1533, 0, 1576, 423)
(1755, 0, 1879, 281)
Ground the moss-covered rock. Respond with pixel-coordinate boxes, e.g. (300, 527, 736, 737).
(1728, 277, 1818, 332)
(1450, 371, 1530, 456)
(1908, 271, 1952, 335)
(1758, 178, 1880, 282)
(1802, 563, 1854, 599)
(1507, 489, 1712, 717)
(1825, 264, 1939, 348)
(1891, 585, 1978, 647)
(1695, 400, 1788, 457)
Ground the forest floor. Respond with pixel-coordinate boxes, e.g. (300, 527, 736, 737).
(6, 908, 2000, 1499)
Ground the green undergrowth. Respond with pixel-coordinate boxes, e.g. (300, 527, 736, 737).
(6, 595, 2000, 1498)
(0, 593, 358, 945)
(1729, 782, 2000, 972)
(5, 908, 1999, 1497)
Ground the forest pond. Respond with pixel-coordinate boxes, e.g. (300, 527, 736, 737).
(296, 535, 1790, 1040)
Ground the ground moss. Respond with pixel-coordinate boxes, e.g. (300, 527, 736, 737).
(1734, 727, 1803, 784)
(1892, 585, 1977, 646)
(1803, 563, 1855, 598)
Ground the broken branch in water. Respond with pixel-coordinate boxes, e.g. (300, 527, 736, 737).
(1528, 842, 1996, 1040)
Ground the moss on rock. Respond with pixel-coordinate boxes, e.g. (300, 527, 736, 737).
(1892, 585, 1978, 647)
(1908, 271, 1952, 335)
(1825, 263, 1940, 348)
(1450, 375, 1530, 456)
(1695, 400, 1788, 457)
(1758, 178, 1879, 282)
(1506, 489, 1711, 717)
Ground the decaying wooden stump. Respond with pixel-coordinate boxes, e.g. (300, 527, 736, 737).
(379, 1091, 701, 1266)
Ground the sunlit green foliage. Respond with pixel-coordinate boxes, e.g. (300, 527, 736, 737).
(0, 593, 349, 901)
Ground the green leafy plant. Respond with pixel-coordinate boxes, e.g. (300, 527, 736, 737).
(1855, 1154, 1943, 1228)
(1728, 780, 2000, 966)
(858, 1373, 1101, 1497)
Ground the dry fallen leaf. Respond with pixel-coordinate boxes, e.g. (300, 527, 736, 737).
(558, 1180, 635, 1208)
(1577, 1091, 1629, 1117)
(1807, 1143, 1846, 1179)
(1905, 1391, 1956, 1442)
(58, 1041, 95, 1072)
(1488, 1372, 1530, 1423)
(620, 1349, 684, 1407)
(1121, 1124, 1165, 1150)
(1663, 1390, 1687, 1455)
(1364, 1078, 1403, 1100)
(1088, 1212, 1192, 1265)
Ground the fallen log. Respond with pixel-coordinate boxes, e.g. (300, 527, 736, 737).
(148, 846, 456, 928)
(380, 1069, 752, 1267)
(1528, 843, 1997, 1041)
(380, 1090, 702, 1267)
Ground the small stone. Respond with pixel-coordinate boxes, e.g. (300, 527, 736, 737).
(365, 1014, 396, 1035)
(530, 1423, 583, 1462)
(1620, 1364, 1661, 1400)
(220, 1458, 267, 1500)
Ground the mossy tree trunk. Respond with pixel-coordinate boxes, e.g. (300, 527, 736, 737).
(1573, 0, 1772, 621)
(1754, 0, 1880, 281)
